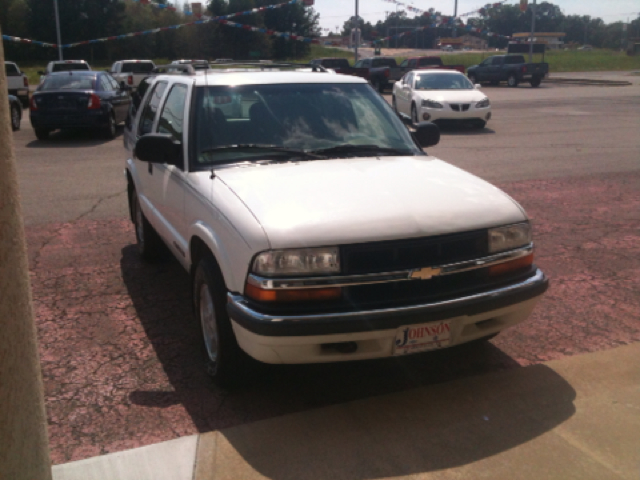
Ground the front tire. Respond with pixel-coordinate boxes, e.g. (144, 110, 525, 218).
(193, 255, 248, 387)
(411, 103, 419, 125)
(474, 120, 487, 129)
(507, 74, 519, 87)
(10, 104, 21, 131)
(132, 192, 164, 262)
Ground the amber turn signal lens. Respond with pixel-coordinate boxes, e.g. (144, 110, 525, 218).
(488, 253, 534, 276)
(245, 283, 342, 302)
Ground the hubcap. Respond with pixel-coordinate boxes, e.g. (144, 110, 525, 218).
(199, 284, 218, 362)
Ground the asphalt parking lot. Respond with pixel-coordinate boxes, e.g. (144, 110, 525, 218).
(12, 75, 640, 463)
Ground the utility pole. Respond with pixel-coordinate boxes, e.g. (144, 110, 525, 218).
(354, 0, 359, 61)
(0, 28, 53, 480)
(528, 0, 536, 62)
(53, 0, 63, 60)
(453, 0, 458, 38)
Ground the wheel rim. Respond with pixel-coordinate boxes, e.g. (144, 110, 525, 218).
(109, 116, 116, 136)
(508, 76, 515, 86)
(199, 284, 218, 363)
(11, 107, 19, 128)
(135, 197, 145, 248)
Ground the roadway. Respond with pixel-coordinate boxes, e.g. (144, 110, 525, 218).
(12, 74, 640, 464)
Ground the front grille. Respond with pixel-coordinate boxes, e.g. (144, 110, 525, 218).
(341, 230, 488, 275)
(450, 104, 470, 112)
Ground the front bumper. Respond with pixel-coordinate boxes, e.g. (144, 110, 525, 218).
(227, 268, 548, 364)
(420, 105, 491, 123)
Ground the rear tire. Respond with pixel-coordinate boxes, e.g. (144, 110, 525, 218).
(10, 104, 21, 131)
(34, 128, 50, 140)
(530, 76, 542, 87)
(132, 192, 164, 262)
(193, 254, 248, 387)
(103, 113, 116, 139)
(507, 74, 519, 87)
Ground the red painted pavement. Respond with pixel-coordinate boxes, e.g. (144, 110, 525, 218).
(26, 171, 640, 464)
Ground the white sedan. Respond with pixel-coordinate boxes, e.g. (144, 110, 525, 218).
(392, 70, 492, 129)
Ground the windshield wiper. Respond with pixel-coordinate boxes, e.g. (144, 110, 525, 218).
(199, 144, 326, 160)
(310, 144, 414, 156)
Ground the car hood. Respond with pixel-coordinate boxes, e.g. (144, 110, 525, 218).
(215, 157, 526, 249)
(414, 89, 486, 103)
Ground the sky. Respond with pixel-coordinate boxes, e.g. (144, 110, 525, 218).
(313, 0, 640, 33)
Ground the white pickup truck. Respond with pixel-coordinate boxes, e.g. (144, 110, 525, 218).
(38, 60, 91, 84)
(124, 62, 548, 386)
(109, 60, 155, 90)
(4, 61, 29, 106)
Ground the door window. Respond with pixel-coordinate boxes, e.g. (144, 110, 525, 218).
(138, 81, 168, 136)
(157, 84, 188, 145)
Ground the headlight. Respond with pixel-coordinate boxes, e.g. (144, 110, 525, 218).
(488, 223, 532, 253)
(421, 99, 443, 109)
(252, 247, 340, 276)
(476, 97, 491, 108)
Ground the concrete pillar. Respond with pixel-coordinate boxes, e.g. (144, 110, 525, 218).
(0, 30, 53, 480)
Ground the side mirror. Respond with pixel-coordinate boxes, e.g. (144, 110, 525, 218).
(412, 122, 440, 148)
(134, 134, 182, 166)
(475, 84, 481, 89)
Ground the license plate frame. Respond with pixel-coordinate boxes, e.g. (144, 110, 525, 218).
(393, 320, 452, 356)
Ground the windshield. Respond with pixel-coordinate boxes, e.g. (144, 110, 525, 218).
(415, 73, 473, 90)
(51, 63, 90, 72)
(41, 74, 96, 90)
(121, 63, 155, 74)
(194, 83, 421, 166)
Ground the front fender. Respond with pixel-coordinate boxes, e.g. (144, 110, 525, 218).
(188, 221, 243, 293)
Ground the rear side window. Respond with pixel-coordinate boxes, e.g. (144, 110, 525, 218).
(418, 58, 441, 66)
(505, 56, 525, 64)
(372, 59, 396, 68)
(321, 59, 349, 69)
(138, 81, 168, 136)
(157, 84, 188, 144)
(491, 57, 504, 65)
(121, 62, 155, 74)
(5, 63, 19, 76)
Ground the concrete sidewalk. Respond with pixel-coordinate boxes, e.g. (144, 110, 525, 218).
(53, 342, 640, 480)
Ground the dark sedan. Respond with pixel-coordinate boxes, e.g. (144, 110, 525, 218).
(29, 71, 131, 140)
(8, 94, 22, 131)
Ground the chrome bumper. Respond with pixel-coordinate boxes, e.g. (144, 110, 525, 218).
(227, 268, 548, 337)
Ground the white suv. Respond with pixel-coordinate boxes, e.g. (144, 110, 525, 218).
(124, 63, 548, 385)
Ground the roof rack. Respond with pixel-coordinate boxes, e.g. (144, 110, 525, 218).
(207, 61, 328, 72)
(151, 64, 197, 75)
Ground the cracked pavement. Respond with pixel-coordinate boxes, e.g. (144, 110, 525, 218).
(12, 79, 640, 464)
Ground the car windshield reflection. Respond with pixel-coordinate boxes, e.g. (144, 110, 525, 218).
(194, 83, 421, 165)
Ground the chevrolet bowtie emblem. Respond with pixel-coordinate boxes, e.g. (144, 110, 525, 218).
(410, 266, 442, 280)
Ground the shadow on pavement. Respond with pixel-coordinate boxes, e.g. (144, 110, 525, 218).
(120, 244, 542, 434)
(221, 364, 576, 479)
